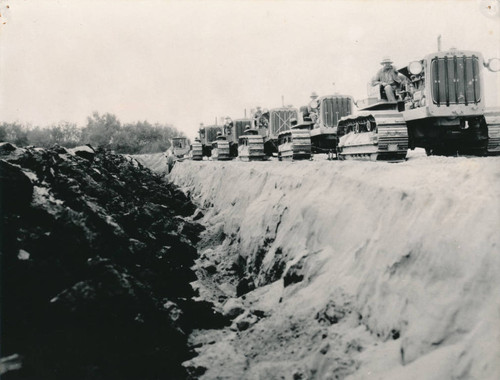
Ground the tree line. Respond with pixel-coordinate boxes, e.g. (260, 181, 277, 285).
(0, 112, 186, 154)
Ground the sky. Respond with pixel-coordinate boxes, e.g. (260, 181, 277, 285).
(0, 0, 499, 139)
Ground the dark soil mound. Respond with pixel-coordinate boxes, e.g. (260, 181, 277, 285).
(0, 144, 225, 380)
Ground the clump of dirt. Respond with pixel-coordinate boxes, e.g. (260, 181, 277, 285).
(0, 143, 227, 380)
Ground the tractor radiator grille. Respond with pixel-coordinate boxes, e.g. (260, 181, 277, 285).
(322, 97, 352, 127)
(431, 55, 480, 106)
(269, 109, 298, 136)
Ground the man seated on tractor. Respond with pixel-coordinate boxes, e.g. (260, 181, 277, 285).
(371, 57, 410, 102)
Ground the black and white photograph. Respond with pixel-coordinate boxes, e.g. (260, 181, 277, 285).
(0, 0, 499, 379)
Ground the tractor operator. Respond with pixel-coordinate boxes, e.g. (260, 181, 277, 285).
(371, 57, 409, 102)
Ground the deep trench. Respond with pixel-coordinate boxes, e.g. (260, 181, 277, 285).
(0, 144, 230, 380)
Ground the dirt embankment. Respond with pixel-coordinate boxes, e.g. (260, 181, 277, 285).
(0, 143, 227, 380)
(167, 158, 500, 380)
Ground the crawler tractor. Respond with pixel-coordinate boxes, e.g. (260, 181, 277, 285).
(337, 48, 500, 160)
(254, 106, 302, 156)
(337, 69, 409, 161)
(198, 124, 223, 158)
(299, 93, 353, 155)
(402, 49, 500, 156)
(224, 118, 257, 157)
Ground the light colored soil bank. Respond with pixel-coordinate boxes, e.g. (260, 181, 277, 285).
(162, 155, 500, 380)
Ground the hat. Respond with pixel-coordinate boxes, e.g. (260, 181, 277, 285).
(310, 91, 318, 99)
(380, 56, 393, 65)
